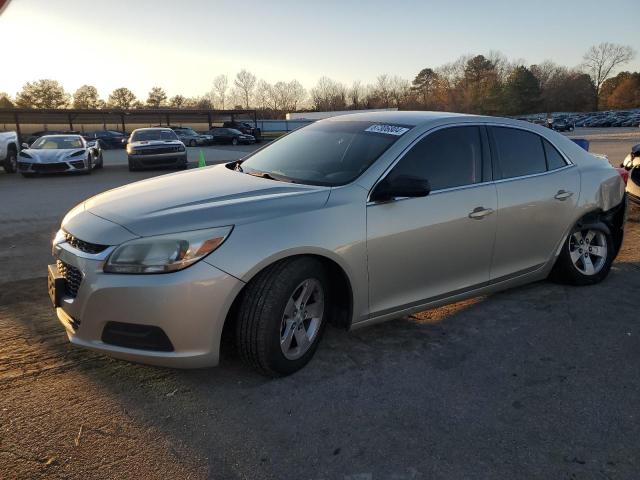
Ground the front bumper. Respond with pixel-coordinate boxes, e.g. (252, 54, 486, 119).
(128, 151, 187, 168)
(52, 240, 244, 368)
(18, 159, 89, 173)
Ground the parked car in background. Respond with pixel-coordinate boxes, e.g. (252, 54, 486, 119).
(84, 130, 127, 149)
(49, 112, 626, 376)
(18, 135, 103, 176)
(126, 127, 187, 171)
(552, 121, 574, 132)
(621, 143, 640, 170)
(24, 130, 81, 146)
(169, 127, 209, 147)
(0, 130, 19, 173)
(209, 127, 255, 145)
(222, 121, 261, 141)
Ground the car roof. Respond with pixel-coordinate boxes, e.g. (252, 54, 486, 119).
(38, 134, 84, 139)
(325, 111, 472, 127)
(133, 127, 174, 132)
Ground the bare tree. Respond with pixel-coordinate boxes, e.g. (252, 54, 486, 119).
(287, 80, 306, 111)
(310, 77, 346, 111)
(349, 81, 363, 109)
(374, 74, 392, 107)
(234, 70, 257, 109)
(146, 86, 167, 108)
(212, 74, 229, 109)
(582, 43, 635, 109)
(254, 80, 271, 111)
(168, 95, 186, 108)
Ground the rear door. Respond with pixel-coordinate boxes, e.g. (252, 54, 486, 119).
(367, 125, 497, 317)
(488, 126, 579, 280)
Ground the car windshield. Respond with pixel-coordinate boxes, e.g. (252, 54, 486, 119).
(131, 129, 178, 142)
(31, 136, 84, 149)
(239, 121, 411, 186)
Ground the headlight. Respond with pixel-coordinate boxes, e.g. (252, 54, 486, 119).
(178, 144, 186, 152)
(103, 226, 232, 274)
(19, 151, 32, 159)
(126, 145, 135, 154)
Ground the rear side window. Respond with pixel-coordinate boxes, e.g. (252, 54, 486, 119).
(491, 127, 546, 179)
(389, 126, 483, 191)
(543, 139, 568, 170)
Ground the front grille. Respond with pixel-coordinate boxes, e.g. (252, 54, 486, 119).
(32, 163, 69, 173)
(18, 162, 30, 171)
(64, 232, 108, 254)
(135, 146, 181, 155)
(57, 260, 83, 298)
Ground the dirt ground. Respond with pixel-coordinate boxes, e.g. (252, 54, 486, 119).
(0, 128, 639, 479)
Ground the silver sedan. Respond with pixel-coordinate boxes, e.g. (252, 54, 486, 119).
(49, 112, 627, 376)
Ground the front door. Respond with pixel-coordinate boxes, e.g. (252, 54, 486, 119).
(366, 125, 498, 317)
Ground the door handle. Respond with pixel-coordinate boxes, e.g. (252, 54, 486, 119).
(554, 189, 574, 201)
(468, 207, 494, 219)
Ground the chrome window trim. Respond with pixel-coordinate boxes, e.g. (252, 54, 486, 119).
(367, 121, 575, 204)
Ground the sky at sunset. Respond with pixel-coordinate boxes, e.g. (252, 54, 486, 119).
(1, 0, 638, 99)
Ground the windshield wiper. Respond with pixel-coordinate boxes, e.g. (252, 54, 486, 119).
(245, 169, 295, 183)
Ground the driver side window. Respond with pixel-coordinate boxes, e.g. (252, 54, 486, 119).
(389, 126, 484, 191)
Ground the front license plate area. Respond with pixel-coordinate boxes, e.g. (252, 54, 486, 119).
(48, 264, 65, 308)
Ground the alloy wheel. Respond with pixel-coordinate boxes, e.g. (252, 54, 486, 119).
(279, 278, 324, 360)
(568, 229, 608, 275)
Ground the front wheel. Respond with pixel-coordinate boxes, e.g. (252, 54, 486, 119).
(236, 257, 328, 376)
(550, 226, 614, 285)
(3, 149, 17, 173)
(128, 157, 137, 171)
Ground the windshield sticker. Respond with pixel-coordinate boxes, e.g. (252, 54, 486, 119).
(365, 124, 410, 136)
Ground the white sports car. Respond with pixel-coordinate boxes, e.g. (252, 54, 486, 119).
(18, 134, 103, 176)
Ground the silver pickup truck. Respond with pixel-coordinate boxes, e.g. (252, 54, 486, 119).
(0, 131, 18, 173)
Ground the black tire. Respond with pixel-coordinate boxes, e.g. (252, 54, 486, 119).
(550, 224, 615, 286)
(232, 137, 238, 146)
(189, 139, 196, 147)
(84, 156, 92, 175)
(236, 257, 329, 377)
(96, 153, 104, 169)
(128, 157, 137, 172)
(3, 147, 17, 173)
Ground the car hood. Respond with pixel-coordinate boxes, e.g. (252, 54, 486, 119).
(25, 148, 85, 163)
(82, 164, 331, 237)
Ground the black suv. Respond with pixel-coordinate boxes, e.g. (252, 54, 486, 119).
(222, 121, 261, 142)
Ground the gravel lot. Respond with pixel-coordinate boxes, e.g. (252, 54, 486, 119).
(1, 128, 639, 479)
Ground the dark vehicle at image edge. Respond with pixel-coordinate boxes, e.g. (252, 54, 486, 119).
(83, 130, 127, 149)
(126, 127, 187, 171)
(209, 127, 255, 145)
(222, 121, 261, 141)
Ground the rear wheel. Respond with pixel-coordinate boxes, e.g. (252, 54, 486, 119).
(551, 225, 614, 285)
(236, 257, 328, 376)
(189, 139, 196, 147)
(232, 137, 238, 146)
(3, 147, 17, 173)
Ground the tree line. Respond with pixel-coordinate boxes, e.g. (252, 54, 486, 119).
(0, 43, 636, 118)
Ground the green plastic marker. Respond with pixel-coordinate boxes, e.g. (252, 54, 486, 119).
(198, 150, 206, 168)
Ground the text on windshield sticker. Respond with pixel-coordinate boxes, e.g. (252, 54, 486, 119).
(365, 124, 410, 136)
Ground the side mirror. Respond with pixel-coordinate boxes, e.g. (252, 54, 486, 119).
(371, 175, 431, 202)
(21, 142, 29, 149)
